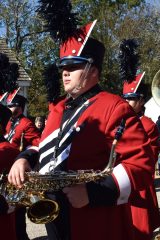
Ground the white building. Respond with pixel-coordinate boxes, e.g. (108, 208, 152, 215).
(145, 97, 160, 123)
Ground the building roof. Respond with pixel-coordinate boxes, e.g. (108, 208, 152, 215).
(0, 38, 31, 82)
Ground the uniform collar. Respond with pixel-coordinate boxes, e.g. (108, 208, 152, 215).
(0, 135, 7, 143)
(65, 84, 102, 109)
(11, 114, 23, 123)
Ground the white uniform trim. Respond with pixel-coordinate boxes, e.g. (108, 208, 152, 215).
(134, 71, 145, 93)
(59, 126, 75, 146)
(39, 144, 71, 174)
(113, 164, 131, 205)
(39, 99, 91, 173)
(39, 162, 52, 174)
(78, 20, 97, 56)
(26, 146, 39, 151)
(39, 128, 60, 149)
(39, 146, 55, 162)
(56, 143, 71, 166)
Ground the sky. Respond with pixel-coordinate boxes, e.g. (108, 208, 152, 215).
(146, 0, 160, 6)
(0, 0, 159, 38)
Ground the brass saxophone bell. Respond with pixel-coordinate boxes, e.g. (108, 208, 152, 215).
(27, 198, 59, 224)
(151, 69, 160, 106)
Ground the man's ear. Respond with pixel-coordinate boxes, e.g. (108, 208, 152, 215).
(139, 98, 145, 106)
(90, 66, 98, 77)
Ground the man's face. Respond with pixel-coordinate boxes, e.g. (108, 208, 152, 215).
(35, 121, 43, 129)
(8, 106, 22, 118)
(61, 63, 94, 98)
(126, 97, 144, 113)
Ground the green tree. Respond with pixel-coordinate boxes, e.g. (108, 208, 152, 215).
(0, 0, 58, 117)
(72, 0, 160, 96)
(0, 0, 160, 116)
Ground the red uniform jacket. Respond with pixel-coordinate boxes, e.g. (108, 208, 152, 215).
(6, 115, 40, 151)
(131, 114, 160, 240)
(39, 91, 154, 240)
(0, 141, 19, 240)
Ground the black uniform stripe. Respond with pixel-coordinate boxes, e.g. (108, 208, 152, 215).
(56, 131, 77, 157)
(39, 152, 55, 169)
(39, 103, 90, 154)
(39, 137, 57, 156)
(39, 100, 95, 171)
(49, 103, 92, 159)
(60, 101, 94, 138)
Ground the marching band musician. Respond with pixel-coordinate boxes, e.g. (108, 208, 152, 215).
(119, 39, 160, 239)
(122, 73, 159, 164)
(122, 71, 160, 239)
(8, 19, 157, 240)
(6, 94, 40, 152)
(0, 104, 19, 240)
(5, 94, 41, 240)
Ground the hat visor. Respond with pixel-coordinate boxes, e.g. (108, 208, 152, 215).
(7, 103, 20, 108)
(58, 56, 90, 68)
(122, 93, 143, 99)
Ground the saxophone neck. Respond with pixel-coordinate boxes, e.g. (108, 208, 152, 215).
(19, 132, 25, 152)
(102, 119, 126, 174)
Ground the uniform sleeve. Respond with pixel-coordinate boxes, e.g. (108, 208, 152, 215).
(16, 149, 39, 169)
(87, 101, 154, 207)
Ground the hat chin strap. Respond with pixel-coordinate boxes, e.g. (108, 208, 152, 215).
(75, 60, 93, 91)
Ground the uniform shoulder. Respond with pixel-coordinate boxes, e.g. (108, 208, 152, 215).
(142, 115, 156, 125)
(19, 116, 35, 128)
(98, 91, 129, 108)
(98, 91, 121, 100)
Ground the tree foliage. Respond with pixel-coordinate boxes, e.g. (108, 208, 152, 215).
(0, 0, 57, 117)
(0, 0, 160, 116)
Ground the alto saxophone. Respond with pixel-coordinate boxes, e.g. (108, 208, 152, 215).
(0, 119, 125, 224)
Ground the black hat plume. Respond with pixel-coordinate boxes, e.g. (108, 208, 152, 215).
(119, 39, 140, 83)
(0, 53, 19, 96)
(37, 0, 81, 43)
(37, 0, 83, 102)
(43, 63, 60, 103)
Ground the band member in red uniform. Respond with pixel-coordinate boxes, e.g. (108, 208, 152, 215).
(0, 104, 19, 240)
(6, 94, 40, 152)
(120, 39, 160, 239)
(5, 94, 41, 240)
(122, 73, 159, 164)
(122, 78, 160, 239)
(8, 17, 157, 240)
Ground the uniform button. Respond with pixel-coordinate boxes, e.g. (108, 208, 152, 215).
(72, 49, 76, 54)
(76, 127, 80, 132)
(78, 37, 82, 42)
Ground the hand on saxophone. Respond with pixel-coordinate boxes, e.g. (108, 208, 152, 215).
(8, 158, 31, 187)
(63, 183, 89, 208)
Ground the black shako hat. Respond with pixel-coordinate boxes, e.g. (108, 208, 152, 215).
(59, 20, 105, 73)
(0, 104, 12, 129)
(7, 94, 27, 110)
